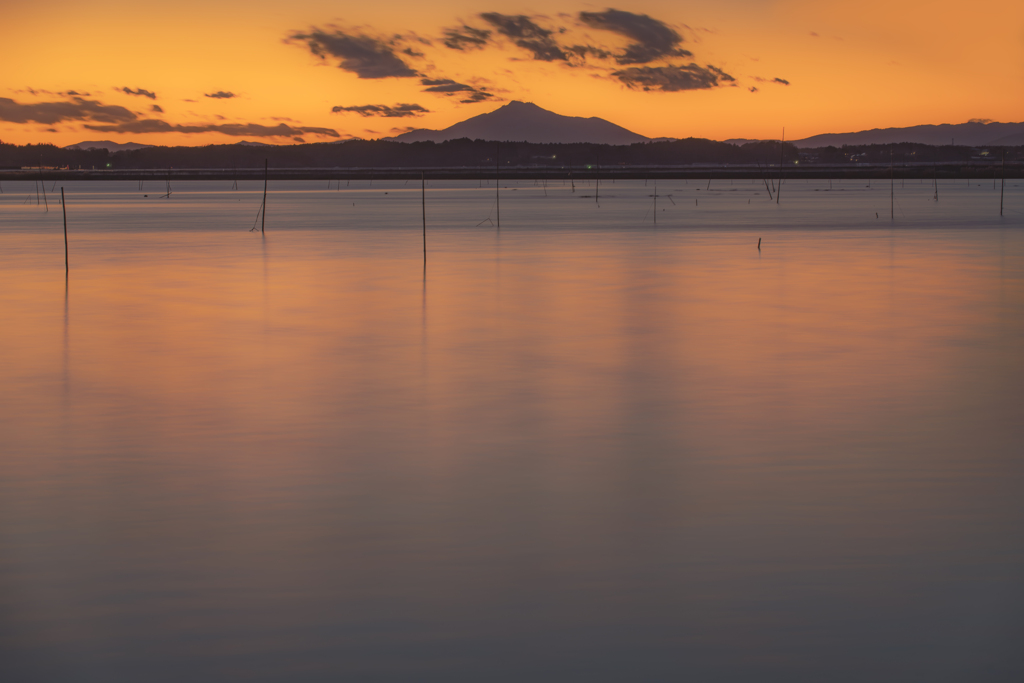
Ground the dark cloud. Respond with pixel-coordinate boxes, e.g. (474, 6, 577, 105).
(566, 44, 613, 60)
(773, 77, 789, 85)
(121, 87, 156, 99)
(753, 76, 790, 85)
(205, 91, 237, 99)
(84, 119, 339, 138)
(480, 13, 567, 61)
(152, 104, 164, 113)
(331, 103, 429, 118)
(459, 91, 495, 103)
(287, 28, 417, 78)
(443, 25, 491, 50)
(611, 63, 734, 91)
(749, 86, 759, 93)
(419, 78, 496, 103)
(969, 118, 993, 124)
(420, 77, 474, 93)
(578, 9, 690, 64)
(0, 96, 137, 125)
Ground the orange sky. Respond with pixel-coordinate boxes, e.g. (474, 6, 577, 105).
(2, 0, 1022, 147)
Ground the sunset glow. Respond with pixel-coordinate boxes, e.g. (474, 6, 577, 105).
(3, 0, 1021, 148)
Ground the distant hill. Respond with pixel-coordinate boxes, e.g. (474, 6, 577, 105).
(390, 101, 648, 145)
(790, 121, 1024, 148)
(64, 140, 152, 153)
(234, 140, 276, 147)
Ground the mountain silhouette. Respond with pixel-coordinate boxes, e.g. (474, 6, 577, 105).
(63, 140, 153, 153)
(390, 101, 648, 145)
(790, 121, 1024, 148)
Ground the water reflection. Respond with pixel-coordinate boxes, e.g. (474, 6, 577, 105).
(0, 190, 1023, 681)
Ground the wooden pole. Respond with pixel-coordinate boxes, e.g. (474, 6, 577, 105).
(595, 152, 600, 204)
(421, 172, 426, 263)
(653, 181, 657, 225)
(61, 188, 68, 275)
(890, 144, 894, 220)
(261, 159, 268, 234)
(495, 143, 500, 228)
(1001, 148, 1005, 217)
(777, 128, 784, 205)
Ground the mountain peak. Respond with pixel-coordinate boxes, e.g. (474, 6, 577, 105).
(390, 101, 647, 145)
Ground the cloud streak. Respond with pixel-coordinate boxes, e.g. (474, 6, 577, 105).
(205, 91, 237, 99)
(84, 119, 340, 138)
(578, 9, 691, 64)
(332, 103, 429, 117)
(420, 78, 497, 103)
(443, 25, 491, 50)
(0, 96, 137, 125)
(287, 28, 418, 78)
(479, 13, 567, 62)
(121, 87, 157, 99)
(612, 63, 734, 91)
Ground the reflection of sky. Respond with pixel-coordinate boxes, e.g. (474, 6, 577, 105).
(1, 181, 1023, 681)
(1, 0, 1022, 147)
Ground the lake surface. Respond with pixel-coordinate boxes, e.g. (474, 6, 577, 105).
(2, 180, 1023, 681)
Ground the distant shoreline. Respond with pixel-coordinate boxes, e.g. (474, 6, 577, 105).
(2, 162, 1020, 182)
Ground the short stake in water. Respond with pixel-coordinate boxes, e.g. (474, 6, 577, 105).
(261, 159, 268, 233)
(61, 188, 68, 275)
(421, 172, 426, 264)
(1001, 148, 1005, 217)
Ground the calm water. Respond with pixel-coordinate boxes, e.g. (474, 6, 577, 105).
(2, 180, 1023, 682)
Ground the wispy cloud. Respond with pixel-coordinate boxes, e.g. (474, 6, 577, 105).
(0, 96, 137, 125)
(578, 9, 691, 64)
(443, 25, 491, 50)
(84, 119, 340, 139)
(152, 104, 164, 112)
(419, 78, 498, 103)
(121, 87, 157, 99)
(332, 103, 429, 117)
(204, 91, 237, 99)
(612, 64, 734, 91)
(753, 76, 790, 85)
(287, 27, 418, 78)
(479, 13, 567, 62)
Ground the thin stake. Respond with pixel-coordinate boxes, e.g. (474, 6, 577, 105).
(758, 238, 761, 250)
(496, 142, 500, 228)
(39, 163, 48, 212)
(654, 181, 657, 225)
(890, 144, 894, 220)
(596, 153, 600, 204)
(261, 159, 268, 233)
(777, 127, 784, 205)
(421, 172, 427, 263)
(1001, 148, 1005, 216)
(61, 188, 68, 275)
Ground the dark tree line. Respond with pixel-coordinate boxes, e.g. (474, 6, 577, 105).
(1, 137, 1019, 170)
